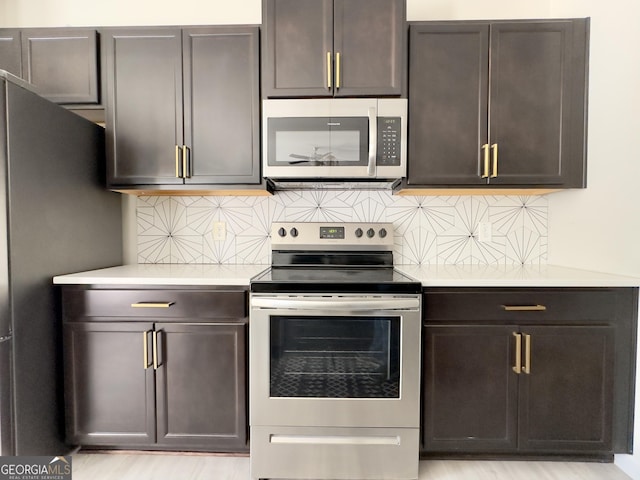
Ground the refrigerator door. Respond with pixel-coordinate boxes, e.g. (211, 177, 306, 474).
(0, 78, 9, 338)
(0, 336, 13, 455)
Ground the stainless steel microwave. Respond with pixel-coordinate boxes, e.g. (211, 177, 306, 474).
(262, 98, 407, 181)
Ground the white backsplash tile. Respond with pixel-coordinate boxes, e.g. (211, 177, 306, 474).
(136, 192, 548, 265)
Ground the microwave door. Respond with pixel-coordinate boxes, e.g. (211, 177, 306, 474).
(266, 116, 370, 178)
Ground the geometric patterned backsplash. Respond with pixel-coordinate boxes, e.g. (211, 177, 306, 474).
(137, 191, 548, 265)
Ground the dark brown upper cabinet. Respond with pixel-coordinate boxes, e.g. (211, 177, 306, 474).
(103, 26, 261, 189)
(0, 28, 100, 105)
(407, 19, 589, 188)
(262, 0, 406, 98)
(0, 29, 22, 77)
(22, 29, 99, 104)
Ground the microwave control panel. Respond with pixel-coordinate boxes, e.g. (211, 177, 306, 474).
(376, 117, 402, 166)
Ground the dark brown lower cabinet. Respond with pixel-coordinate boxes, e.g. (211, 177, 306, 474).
(155, 323, 246, 449)
(64, 322, 156, 446)
(424, 325, 613, 454)
(62, 286, 248, 452)
(422, 288, 638, 458)
(424, 325, 518, 452)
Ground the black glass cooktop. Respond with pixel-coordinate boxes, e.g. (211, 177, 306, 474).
(250, 266, 421, 294)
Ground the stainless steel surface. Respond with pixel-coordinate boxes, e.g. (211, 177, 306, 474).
(368, 106, 377, 176)
(271, 222, 395, 251)
(250, 220, 420, 480)
(251, 295, 420, 311)
(262, 98, 407, 181)
(251, 426, 419, 480)
(266, 179, 401, 191)
(250, 293, 422, 429)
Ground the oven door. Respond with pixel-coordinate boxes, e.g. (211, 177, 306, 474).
(249, 294, 421, 429)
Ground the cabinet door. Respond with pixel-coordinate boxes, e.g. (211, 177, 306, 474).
(21, 28, 99, 104)
(183, 27, 260, 184)
(104, 28, 184, 186)
(0, 29, 22, 77)
(423, 325, 518, 452)
(333, 0, 405, 97)
(407, 23, 489, 185)
(63, 322, 156, 446)
(488, 20, 588, 186)
(518, 325, 614, 453)
(262, 0, 334, 97)
(155, 323, 248, 450)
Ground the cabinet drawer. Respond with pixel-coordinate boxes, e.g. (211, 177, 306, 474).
(63, 288, 247, 320)
(423, 288, 618, 324)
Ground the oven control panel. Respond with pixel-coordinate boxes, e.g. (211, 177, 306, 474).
(272, 222, 394, 250)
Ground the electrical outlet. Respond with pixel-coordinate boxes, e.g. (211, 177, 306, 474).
(213, 221, 226, 241)
(478, 222, 492, 243)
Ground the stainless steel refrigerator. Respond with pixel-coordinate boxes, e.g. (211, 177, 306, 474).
(0, 71, 123, 455)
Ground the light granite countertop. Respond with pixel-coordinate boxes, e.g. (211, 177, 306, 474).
(53, 263, 640, 288)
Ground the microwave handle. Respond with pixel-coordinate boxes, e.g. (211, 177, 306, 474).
(368, 106, 377, 176)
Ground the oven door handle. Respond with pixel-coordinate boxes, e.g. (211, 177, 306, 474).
(251, 297, 420, 311)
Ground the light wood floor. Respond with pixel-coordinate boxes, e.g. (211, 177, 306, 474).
(71, 452, 632, 480)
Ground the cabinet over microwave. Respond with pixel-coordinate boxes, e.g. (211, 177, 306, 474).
(262, 98, 407, 182)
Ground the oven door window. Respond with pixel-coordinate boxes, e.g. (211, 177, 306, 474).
(267, 117, 369, 167)
(270, 316, 400, 398)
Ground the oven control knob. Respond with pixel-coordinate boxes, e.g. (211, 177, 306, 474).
(379, 228, 387, 238)
(355, 228, 363, 238)
(290, 227, 299, 237)
(278, 227, 287, 237)
(367, 228, 375, 238)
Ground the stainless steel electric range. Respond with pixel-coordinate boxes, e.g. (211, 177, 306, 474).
(249, 222, 422, 480)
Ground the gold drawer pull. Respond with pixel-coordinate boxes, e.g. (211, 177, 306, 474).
(502, 305, 546, 312)
(131, 302, 175, 308)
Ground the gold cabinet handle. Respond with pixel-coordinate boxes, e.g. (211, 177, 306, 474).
(491, 143, 498, 178)
(512, 332, 522, 374)
(481, 144, 490, 178)
(175, 145, 181, 178)
(327, 51, 332, 89)
(143, 330, 152, 370)
(131, 302, 175, 308)
(523, 334, 531, 374)
(182, 145, 189, 178)
(502, 305, 547, 312)
(153, 330, 159, 370)
(336, 52, 341, 90)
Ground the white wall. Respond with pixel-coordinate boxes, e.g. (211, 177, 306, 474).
(546, 2, 640, 478)
(1, 0, 553, 27)
(0, 0, 261, 26)
(547, 0, 640, 278)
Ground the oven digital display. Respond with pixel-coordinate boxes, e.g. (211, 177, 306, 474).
(319, 226, 345, 239)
